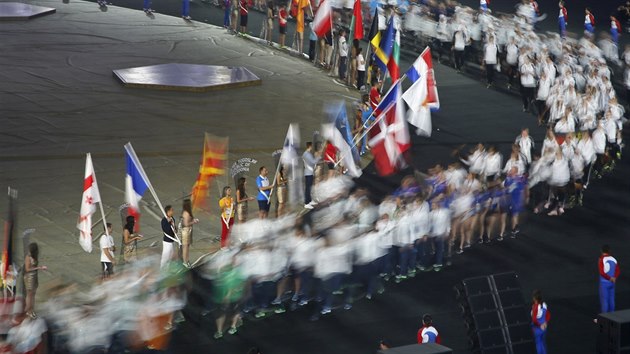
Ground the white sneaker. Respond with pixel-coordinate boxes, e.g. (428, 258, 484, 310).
(304, 204, 314, 209)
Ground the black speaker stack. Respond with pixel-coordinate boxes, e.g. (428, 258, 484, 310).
(454, 272, 536, 354)
(377, 343, 452, 354)
(596, 309, 630, 354)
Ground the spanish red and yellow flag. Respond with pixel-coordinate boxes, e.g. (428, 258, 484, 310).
(191, 133, 228, 212)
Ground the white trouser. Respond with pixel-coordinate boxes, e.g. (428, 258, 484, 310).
(161, 241, 175, 268)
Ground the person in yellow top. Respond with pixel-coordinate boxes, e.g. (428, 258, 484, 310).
(219, 186, 235, 248)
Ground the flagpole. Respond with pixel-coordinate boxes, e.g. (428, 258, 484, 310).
(267, 157, 281, 205)
(269, 125, 294, 204)
(328, 9, 335, 75)
(349, 73, 407, 145)
(125, 143, 182, 246)
(346, 14, 355, 85)
(335, 74, 406, 169)
(88, 153, 110, 238)
(357, 76, 406, 143)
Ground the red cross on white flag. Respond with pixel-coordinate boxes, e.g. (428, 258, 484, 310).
(77, 153, 102, 253)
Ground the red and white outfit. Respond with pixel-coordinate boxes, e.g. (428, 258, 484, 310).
(417, 325, 441, 344)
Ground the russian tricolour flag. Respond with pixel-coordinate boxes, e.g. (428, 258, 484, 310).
(402, 47, 439, 137)
(124, 143, 150, 228)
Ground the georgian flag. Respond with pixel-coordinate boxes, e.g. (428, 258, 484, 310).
(77, 153, 102, 253)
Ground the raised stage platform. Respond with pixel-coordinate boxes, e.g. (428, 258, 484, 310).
(113, 63, 261, 92)
(0, 2, 55, 20)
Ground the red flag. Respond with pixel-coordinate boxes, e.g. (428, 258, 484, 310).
(77, 153, 103, 253)
(368, 82, 410, 176)
(353, 0, 363, 40)
(313, 0, 332, 37)
(2, 188, 17, 282)
(421, 47, 440, 110)
(191, 133, 229, 212)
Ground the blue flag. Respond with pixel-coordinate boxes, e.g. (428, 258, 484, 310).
(327, 102, 359, 162)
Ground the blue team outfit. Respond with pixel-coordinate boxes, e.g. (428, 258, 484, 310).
(426, 176, 447, 202)
(558, 7, 568, 38)
(584, 14, 595, 34)
(488, 187, 509, 215)
(611, 19, 621, 44)
(599, 253, 620, 313)
(479, 0, 488, 13)
(256, 174, 271, 211)
(531, 302, 550, 354)
(417, 325, 441, 344)
(505, 175, 527, 214)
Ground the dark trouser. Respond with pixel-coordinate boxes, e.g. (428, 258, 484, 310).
(304, 175, 313, 204)
(339, 56, 348, 80)
(357, 70, 365, 89)
(252, 280, 275, 311)
(101, 262, 114, 278)
(377, 249, 395, 276)
(454, 50, 465, 70)
(521, 86, 535, 111)
(320, 273, 349, 309)
(530, 183, 547, 211)
(549, 185, 566, 209)
(398, 245, 417, 276)
(309, 39, 316, 61)
(433, 236, 446, 266)
(486, 64, 495, 84)
(417, 238, 432, 268)
(353, 261, 378, 297)
(508, 64, 517, 87)
(297, 269, 314, 300)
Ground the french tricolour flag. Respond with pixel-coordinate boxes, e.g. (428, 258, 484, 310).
(124, 143, 150, 229)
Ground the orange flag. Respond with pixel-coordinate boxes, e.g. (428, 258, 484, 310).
(296, 0, 310, 34)
(191, 133, 229, 212)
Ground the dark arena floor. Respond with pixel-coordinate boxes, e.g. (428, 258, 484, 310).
(173, 65, 630, 354)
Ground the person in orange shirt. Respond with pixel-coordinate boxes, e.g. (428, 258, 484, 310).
(219, 186, 236, 248)
(295, 0, 311, 54)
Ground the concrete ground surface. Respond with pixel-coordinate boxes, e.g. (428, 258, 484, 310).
(0, 0, 359, 288)
(1, 1, 630, 354)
